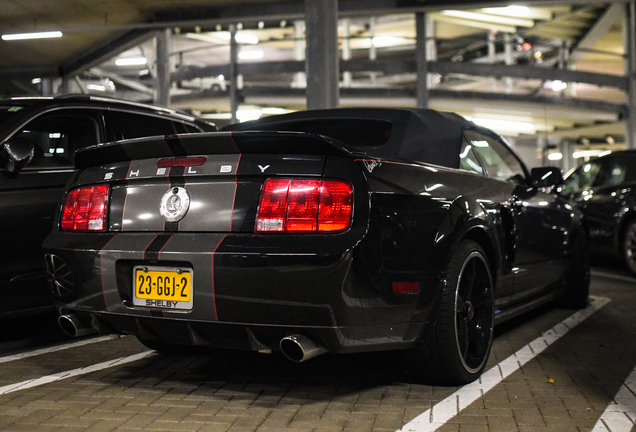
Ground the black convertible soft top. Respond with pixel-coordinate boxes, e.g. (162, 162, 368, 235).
(224, 107, 481, 169)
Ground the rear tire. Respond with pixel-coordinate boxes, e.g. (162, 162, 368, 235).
(405, 240, 494, 385)
(558, 231, 590, 309)
(622, 219, 636, 276)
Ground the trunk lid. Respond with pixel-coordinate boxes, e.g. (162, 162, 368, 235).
(72, 131, 358, 233)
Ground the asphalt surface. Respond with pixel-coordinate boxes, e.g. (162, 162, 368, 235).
(0, 258, 634, 432)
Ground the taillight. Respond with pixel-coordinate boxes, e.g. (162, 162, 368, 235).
(61, 184, 110, 232)
(255, 178, 353, 233)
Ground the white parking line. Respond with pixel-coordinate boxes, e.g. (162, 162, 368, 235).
(591, 270, 636, 284)
(398, 295, 611, 432)
(0, 350, 154, 395)
(0, 335, 120, 364)
(592, 366, 636, 431)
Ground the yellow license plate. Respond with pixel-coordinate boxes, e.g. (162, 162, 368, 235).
(132, 266, 193, 310)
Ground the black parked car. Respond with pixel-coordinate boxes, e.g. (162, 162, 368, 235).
(559, 150, 636, 274)
(0, 95, 215, 318)
(42, 108, 588, 385)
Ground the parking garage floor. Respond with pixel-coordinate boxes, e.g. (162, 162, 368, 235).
(0, 259, 634, 432)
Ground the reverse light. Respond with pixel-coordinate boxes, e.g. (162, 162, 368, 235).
(255, 178, 353, 233)
(61, 184, 110, 232)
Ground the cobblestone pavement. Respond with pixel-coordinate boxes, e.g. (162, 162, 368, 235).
(0, 265, 634, 432)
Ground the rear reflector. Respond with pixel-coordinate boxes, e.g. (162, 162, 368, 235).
(392, 282, 421, 294)
(255, 178, 353, 233)
(61, 184, 110, 232)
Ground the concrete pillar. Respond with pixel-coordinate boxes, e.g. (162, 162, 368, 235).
(415, 12, 428, 109)
(59, 77, 70, 95)
(155, 29, 172, 106)
(625, 2, 636, 149)
(305, 0, 339, 110)
(292, 20, 306, 88)
(342, 18, 352, 88)
(229, 23, 239, 124)
(504, 32, 514, 94)
(488, 31, 496, 62)
(41, 78, 53, 96)
(369, 17, 377, 61)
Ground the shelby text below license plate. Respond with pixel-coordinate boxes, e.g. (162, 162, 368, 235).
(133, 266, 193, 310)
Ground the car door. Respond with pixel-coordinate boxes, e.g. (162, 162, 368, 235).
(561, 156, 636, 251)
(0, 108, 105, 315)
(464, 130, 570, 305)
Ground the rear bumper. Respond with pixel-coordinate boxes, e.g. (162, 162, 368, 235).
(43, 231, 439, 353)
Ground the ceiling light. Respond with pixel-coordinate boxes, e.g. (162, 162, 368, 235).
(481, 5, 552, 20)
(371, 36, 409, 47)
(86, 84, 106, 92)
(261, 107, 294, 115)
(547, 152, 563, 161)
(550, 80, 567, 91)
(239, 50, 264, 60)
(2, 31, 62, 41)
(505, 5, 531, 15)
(440, 10, 534, 28)
(115, 57, 148, 66)
(573, 150, 607, 159)
(471, 118, 535, 134)
(237, 109, 263, 122)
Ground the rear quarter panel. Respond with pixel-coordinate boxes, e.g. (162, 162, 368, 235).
(354, 159, 511, 311)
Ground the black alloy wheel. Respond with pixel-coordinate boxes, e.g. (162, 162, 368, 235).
(44, 254, 75, 298)
(405, 240, 494, 385)
(558, 230, 590, 309)
(454, 249, 495, 373)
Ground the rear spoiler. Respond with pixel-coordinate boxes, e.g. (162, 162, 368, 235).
(74, 131, 355, 169)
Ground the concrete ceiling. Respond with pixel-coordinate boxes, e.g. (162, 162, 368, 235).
(0, 0, 630, 155)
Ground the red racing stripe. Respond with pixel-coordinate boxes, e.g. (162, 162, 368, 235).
(211, 235, 227, 321)
(229, 153, 241, 231)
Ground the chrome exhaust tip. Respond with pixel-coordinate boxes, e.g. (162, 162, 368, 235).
(279, 334, 327, 363)
(58, 314, 97, 337)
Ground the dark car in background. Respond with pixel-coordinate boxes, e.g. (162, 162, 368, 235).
(0, 95, 215, 318)
(42, 108, 588, 385)
(559, 150, 636, 275)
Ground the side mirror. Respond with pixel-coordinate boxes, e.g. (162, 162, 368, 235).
(0, 137, 34, 176)
(530, 167, 563, 188)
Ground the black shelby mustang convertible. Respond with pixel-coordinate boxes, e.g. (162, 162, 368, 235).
(42, 108, 589, 385)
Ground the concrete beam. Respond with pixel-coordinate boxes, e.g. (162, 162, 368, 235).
(171, 85, 626, 117)
(155, 29, 172, 106)
(429, 60, 628, 90)
(61, 29, 152, 78)
(171, 58, 628, 90)
(568, 3, 624, 67)
(305, 0, 339, 109)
